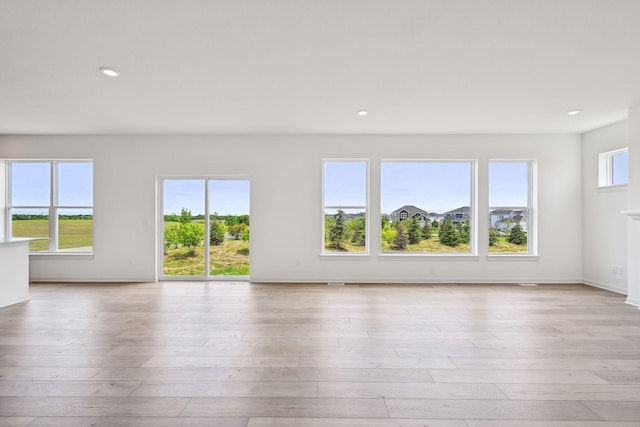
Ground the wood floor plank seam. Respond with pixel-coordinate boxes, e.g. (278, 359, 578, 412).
(0, 282, 638, 423)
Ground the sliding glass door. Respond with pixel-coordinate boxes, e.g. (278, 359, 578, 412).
(160, 177, 250, 280)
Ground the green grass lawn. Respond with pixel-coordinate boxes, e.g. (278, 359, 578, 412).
(163, 221, 250, 276)
(381, 235, 472, 253)
(489, 237, 528, 253)
(12, 219, 93, 252)
(163, 239, 250, 276)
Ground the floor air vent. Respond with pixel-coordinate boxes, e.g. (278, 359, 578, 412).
(517, 283, 539, 287)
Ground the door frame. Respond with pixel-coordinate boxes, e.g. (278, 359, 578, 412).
(157, 175, 250, 281)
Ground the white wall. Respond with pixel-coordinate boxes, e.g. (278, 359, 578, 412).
(0, 134, 582, 283)
(0, 160, 5, 240)
(625, 106, 640, 306)
(581, 121, 628, 294)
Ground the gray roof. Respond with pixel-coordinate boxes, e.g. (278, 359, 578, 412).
(444, 206, 470, 215)
(391, 205, 430, 216)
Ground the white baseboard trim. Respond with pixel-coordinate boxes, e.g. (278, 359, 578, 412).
(30, 277, 157, 283)
(582, 279, 628, 295)
(626, 296, 640, 308)
(250, 277, 584, 285)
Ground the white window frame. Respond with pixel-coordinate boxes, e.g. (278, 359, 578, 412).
(6, 160, 94, 254)
(598, 148, 628, 188)
(487, 159, 537, 257)
(157, 175, 251, 281)
(321, 159, 370, 256)
(380, 159, 477, 257)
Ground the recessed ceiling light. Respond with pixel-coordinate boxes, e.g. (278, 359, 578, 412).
(567, 109, 581, 116)
(357, 110, 368, 116)
(99, 67, 119, 77)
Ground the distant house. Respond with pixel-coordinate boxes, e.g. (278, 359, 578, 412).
(443, 206, 470, 224)
(390, 205, 430, 223)
(489, 207, 528, 230)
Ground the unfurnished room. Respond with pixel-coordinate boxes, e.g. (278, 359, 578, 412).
(0, 1, 639, 426)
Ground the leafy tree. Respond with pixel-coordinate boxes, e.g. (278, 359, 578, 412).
(439, 218, 460, 247)
(225, 215, 239, 226)
(381, 223, 396, 245)
(242, 226, 250, 242)
(228, 223, 247, 240)
(210, 220, 225, 246)
(179, 208, 192, 225)
(237, 214, 250, 226)
(406, 218, 423, 245)
(508, 222, 527, 245)
(423, 219, 432, 240)
(489, 227, 499, 246)
(381, 216, 390, 229)
(392, 222, 409, 250)
(328, 210, 347, 250)
(349, 217, 366, 246)
(178, 222, 204, 254)
(164, 226, 179, 254)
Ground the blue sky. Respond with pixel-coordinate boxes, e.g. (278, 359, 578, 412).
(489, 162, 529, 207)
(12, 161, 533, 216)
(163, 179, 250, 216)
(613, 152, 629, 185)
(380, 162, 472, 213)
(11, 162, 93, 208)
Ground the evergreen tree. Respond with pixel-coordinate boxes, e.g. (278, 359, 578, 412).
(488, 227, 499, 246)
(406, 218, 423, 244)
(350, 217, 366, 246)
(432, 219, 439, 230)
(439, 218, 460, 247)
(423, 219, 432, 240)
(508, 222, 527, 245)
(329, 210, 347, 250)
(210, 220, 225, 245)
(393, 222, 409, 250)
(458, 221, 471, 244)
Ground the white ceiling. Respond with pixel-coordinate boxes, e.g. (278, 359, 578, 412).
(1, 0, 640, 135)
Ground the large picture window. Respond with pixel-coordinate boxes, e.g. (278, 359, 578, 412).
(322, 160, 368, 254)
(7, 161, 93, 253)
(381, 161, 474, 254)
(488, 161, 533, 254)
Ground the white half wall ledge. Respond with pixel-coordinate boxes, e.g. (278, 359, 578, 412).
(621, 210, 640, 220)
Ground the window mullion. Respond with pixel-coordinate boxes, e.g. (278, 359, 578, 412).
(50, 161, 58, 252)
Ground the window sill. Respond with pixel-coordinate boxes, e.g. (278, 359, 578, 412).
(487, 254, 539, 261)
(320, 253, 370, 259)
(30, 252, 94, 259)
(379, 253, 478, 260)
(597, 184, 628, 192)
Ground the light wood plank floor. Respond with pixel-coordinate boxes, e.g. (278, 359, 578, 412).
(0, 282, 639, 426)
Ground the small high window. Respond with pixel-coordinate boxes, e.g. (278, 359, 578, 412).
(599, 148, 628, 187)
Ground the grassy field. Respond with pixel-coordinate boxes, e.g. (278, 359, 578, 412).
(163, 221, 250, 276)
(163, 239, 250, 276)
(321, 233, 527, 254)
(381, 235, 472, 253)
(489, 237, 528, 253)
(12, 219, 93, 252)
